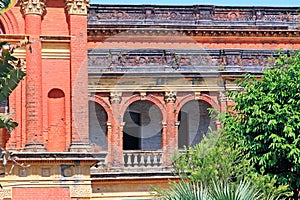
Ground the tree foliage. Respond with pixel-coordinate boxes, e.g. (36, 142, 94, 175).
(0, 42, 26, 132)
(223, 51, 300, 198)
(171, 132, 251, 185)
(171, 132, 289, 198)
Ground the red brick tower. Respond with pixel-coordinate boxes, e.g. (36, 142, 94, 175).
(0, 0, 95, 199)
(2, 0, 90, 152)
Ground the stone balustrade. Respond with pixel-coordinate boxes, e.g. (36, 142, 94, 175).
(123, 150, 163, 168)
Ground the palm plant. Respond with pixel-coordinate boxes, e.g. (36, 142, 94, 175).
(156, 180, 282, 200)
(155, 181, 208, 200)
(209, 181, 262, 200)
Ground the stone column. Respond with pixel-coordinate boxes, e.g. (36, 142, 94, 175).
(217, 91, 228, 130)
(109, 92, 123, 168)
(219, 91, 227, 112)
(66, 0, 90, 152)
(163, 91, 177, 166)
(106, 122, 112, 164)
(20, 0, 46, 151)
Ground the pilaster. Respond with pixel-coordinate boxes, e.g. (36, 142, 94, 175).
(20, 0, 46, 151)
(109, 92, 123, 167)
(163, 91, 177, 166)
(66, 0, 90, 151)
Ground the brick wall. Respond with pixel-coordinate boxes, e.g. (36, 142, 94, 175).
(12, 187, 71, 200)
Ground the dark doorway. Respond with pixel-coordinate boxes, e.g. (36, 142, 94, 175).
(177, 100, 215, 148)
(89, 101, 108, 151)
(123, 101, 162, 150)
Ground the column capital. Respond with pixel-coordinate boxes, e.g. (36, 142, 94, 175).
(164, 91, 176, 103)
(20, 0, 47, 17)
(219, 91, 228, 102)
(110, 91, 122, 104)
(65, 0, 89, 15)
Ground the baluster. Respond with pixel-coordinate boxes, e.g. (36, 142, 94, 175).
(146, 152, 151, 167)
(159, 152, 163, 165)
(126, 153, 132, 167)
(133, 153, 139, 167)
(140, 152, 145, 166)
(153, 153, 158, 166)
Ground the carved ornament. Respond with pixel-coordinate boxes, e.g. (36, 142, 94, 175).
(65, 0, 89, 15)
(164, 91, 176, 103)
(110, 91, 122, 104)
(20, 0, 46, 17)
(70, 185, 91, 197)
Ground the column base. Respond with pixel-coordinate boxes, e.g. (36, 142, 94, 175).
(69, 142, 91, 152)
(24, 143, 46, 152)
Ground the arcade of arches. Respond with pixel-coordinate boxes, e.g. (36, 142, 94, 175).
(88, 91, 219, 166)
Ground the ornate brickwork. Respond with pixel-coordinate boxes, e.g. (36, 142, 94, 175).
(20, 0, 46, 16)
(65, 0, 89, 15)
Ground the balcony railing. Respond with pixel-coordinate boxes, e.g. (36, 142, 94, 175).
(123, 150, 163, 168)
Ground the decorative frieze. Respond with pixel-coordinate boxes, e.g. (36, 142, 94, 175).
(110, 91, 122, 104)
(41, 168, 50, 177)
(65, 0, 89, 15)
(88, 5, 299, 25)
(20, 0, 46, 17)
(164, 91, 176, 103)
(88, 49, 279, 70)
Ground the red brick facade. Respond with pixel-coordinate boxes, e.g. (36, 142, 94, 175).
(0, 2, 299, 199)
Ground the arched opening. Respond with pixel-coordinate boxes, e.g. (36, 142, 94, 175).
(123, 101, 162, 150)
(178, 100, 215, 148)
(47, 89, 66, 152)
(89, 101, 108, 151)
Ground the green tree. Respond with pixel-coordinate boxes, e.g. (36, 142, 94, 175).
(223, 51, 300, 199)
(171, 131, 288, 198)
(0, 42, 26, 132)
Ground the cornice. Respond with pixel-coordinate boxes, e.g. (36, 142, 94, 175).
(87, 29, 300, 44)
(88, 28, 300, 38)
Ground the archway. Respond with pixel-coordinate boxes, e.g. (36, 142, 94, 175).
(177, 100, 215, 148)
(89, 101, 108, 151)
(123, 100, 162, 150)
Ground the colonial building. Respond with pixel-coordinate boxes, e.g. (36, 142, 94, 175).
(0, 1, 299, 199)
